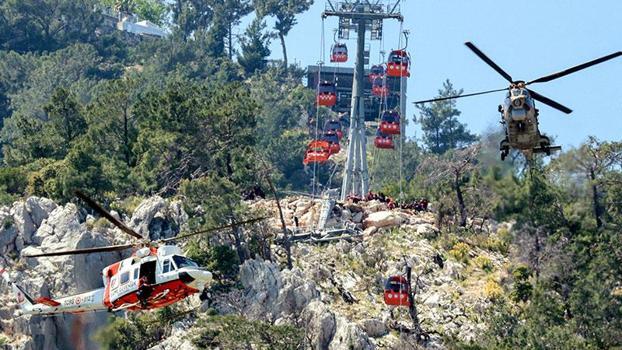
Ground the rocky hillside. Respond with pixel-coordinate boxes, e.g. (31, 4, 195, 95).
(0, 195, 512, 349)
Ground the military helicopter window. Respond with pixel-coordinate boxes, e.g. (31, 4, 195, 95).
(173, 256, 199, 269)
(120, 272, 130, 284)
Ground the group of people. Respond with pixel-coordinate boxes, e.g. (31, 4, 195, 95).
(347, 191, 429, 212)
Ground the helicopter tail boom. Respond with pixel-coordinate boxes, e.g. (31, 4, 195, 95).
(1, 267, 37, 313)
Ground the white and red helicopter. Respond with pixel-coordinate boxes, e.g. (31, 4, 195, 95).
(1, 191, 262, 316)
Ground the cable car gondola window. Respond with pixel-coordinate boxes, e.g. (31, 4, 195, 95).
(163, 259, 171, 273)
(133, 268, 139, 280)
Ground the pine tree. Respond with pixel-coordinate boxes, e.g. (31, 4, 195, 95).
(416, 79, 477, 154)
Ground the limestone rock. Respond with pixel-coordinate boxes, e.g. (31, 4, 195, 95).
(359, 318, 388, 338)
(363, 211, 404, 229)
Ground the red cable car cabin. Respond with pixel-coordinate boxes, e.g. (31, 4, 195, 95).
(379, 110, 400, 135)
(374, 129, 395, 149)
(321, 132, 340, 154)
(316, 81, 337, 107)
(386, 50, 410, 78)
(383, 275, 411, 307)
(330, 43, 348, 63)
(372, 78, 389, 97)
(368, 64, 385, 82)
(324, 120, 343, 139)
(303, 140, 331, 165)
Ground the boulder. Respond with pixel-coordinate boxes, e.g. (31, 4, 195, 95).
(10, 197, 57, 244)
(363, 211, 404, 229)
(359, 318, 388, 338)
(302, 301, 337, 350)
(330, 316, 374, 350)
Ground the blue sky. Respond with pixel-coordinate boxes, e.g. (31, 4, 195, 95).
(256, 0, 622, 148)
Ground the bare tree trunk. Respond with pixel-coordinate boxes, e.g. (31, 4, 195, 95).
(261, 161, 293, 269)
(455, 175, 467, 227)
(278, 31, 288, 68)
(228, 21, 233, 61)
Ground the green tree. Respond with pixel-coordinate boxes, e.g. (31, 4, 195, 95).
(44, 88, 87, 148)
(0, 0, 102, 53)
(254, 0, 313, 67)
(238, 18, 272, 75)
(416, 80, 477, 154)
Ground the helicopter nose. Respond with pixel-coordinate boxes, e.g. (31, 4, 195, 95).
(179, 269, 212, 286)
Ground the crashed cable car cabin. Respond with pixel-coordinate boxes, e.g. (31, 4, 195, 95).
(330, 43, 348, 63)
(374, 129, 395, 149)
(316, 81, 337, 107)
(383, 275, 411, 307)
(386, 50, 410, 78)
(303, 140, 331, 165)
(379, 110, 400, 135)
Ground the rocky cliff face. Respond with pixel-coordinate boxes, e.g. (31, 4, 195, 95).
(0, 195, 509, 349)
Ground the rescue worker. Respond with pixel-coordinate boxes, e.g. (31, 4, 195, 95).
(137, 276, 153, 308)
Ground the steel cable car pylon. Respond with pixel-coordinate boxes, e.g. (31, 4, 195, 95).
(322, 0, 403, 200)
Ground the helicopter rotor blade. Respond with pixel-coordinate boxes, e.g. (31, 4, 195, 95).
(75, 190, 144, 240)
(527, 51, 622, 85)
(527, 89, 572, 114)
(159, 217, 267, 243)
(465, 42, 513, 83)
(413, 87, 508, 104)
(22, 243, 135, 258)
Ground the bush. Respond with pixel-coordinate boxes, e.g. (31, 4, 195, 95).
(449, 242, 471, 263)
(473, 255, 494, 273)
(185, 241, 240, 279)
(193, 315, 303, 350)
(0, 167, 27, 204)
(510, 265, 533, 302)
(483, 279, 503, 301)
(483, 237, 509, 254)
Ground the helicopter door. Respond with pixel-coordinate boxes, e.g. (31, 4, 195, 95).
(139, 261, 156, 284)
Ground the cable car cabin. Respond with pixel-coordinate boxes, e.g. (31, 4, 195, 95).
(303, 140, 331, 165)
(386, 50, 410, 78)
(379, 110, 400, 135)
(316, 81, 337, 107)
(330, 44, 348, 63)
(372, 78, 389, 97)
(369, 65, 385, 82)
(374, 130, 395, 149)
(321, 132, 340, 154)
(383, 275, 411, 307)
(324, 120, 343, 139)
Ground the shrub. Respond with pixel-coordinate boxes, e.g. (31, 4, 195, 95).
(483, 237, 509, 254)
(193, 315, 303, 350)
(185, 241, 240, 279)
(510, 265, 533, 302)
(473, 255, 494, 273)
(449, 242, 471, 263)
(484, 279, 503, 301)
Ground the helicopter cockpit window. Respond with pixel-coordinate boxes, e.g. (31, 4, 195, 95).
(173, 256, 199, 269)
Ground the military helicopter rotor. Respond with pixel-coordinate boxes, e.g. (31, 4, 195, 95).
(414, 42, 622, 114)
(23, 190, 265, 258)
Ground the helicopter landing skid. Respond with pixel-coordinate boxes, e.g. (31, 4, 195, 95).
(533, 145, 561, 156)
